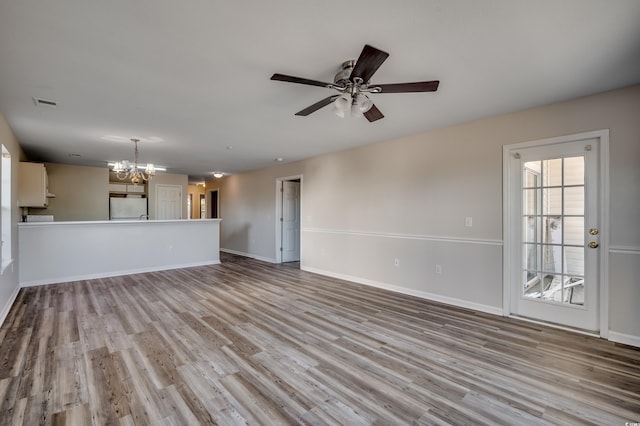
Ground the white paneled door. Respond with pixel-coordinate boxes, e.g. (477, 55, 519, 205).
(156, 184, 182, 220)
(281, 180, 300, 262)
(505, 132, 606, 332)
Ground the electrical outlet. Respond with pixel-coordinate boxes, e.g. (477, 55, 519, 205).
(465, 217, 473, 227)
(435, 264, 442, 274)
(394, 258, 400, 267)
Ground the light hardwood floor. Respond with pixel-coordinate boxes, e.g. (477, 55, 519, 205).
(1, 253, 639, 425)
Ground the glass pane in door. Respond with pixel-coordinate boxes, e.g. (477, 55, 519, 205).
(522, 156, 585, 306)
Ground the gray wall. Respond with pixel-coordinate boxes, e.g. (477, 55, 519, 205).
(42, 163, 110, 221)
(215, 84, 640, 344)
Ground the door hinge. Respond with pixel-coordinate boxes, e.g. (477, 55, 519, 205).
(280, 247, 283, 251)
(280, 217, 283, 222)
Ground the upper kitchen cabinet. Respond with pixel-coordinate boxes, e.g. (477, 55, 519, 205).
(18, 162, 55, 207)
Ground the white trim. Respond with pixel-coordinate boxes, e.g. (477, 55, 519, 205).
(19, 260, 221, 287)
(504, 129, 610, 150)
(502, 143, 514, 316)
(598, 130, 610, 338)
(0, 284, 20, 327)
(274, 181, 282, 263)
(301, 265, 504, 317)
(502, 129, 610, 337)
(18, 218, 222, 227)
(220, 248, 277, 264)
(302, 227, 503, 246)
(507, 315, 600, 338)
(609, 246, 640, 255)
(608, 331, 640, 348)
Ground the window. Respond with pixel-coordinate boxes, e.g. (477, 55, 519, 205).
(1, 145, 11, 271)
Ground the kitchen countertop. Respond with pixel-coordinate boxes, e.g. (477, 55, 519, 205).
(18, 218, 222, 226)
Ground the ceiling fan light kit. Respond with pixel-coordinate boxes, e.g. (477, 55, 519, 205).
(334, 92, 373, 118)
(271, 44, 440, 122)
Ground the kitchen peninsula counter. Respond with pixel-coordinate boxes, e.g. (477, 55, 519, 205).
(19, 219, 221, 286)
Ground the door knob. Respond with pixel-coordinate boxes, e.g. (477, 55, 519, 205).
(589, 228, 599, 235)
(588, 241, 599, 249)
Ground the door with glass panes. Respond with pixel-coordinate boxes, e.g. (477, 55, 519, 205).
(508, 136, 601, 331)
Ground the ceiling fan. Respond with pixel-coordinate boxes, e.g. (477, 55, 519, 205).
(271, 44, 440, 122)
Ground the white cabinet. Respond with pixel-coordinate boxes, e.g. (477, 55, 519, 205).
(108, 182, 146, 194)
(108, 183, 127, 193)
(127, 184, 145, 194)
(18, 162, 52, 208)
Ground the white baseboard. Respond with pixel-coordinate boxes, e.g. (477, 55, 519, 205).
(608, 331, 640, 348)
(19, 260, 221, 287)
(220, 248, 278, 264)
(0, 284, 21, 327)
(301, 265, 504, 317)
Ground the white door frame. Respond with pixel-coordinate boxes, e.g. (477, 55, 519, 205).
(275, 174, 302, 263)
(502, 129, 610, 337)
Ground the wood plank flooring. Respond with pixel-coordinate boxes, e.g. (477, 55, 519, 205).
(1, 253, 639, 425)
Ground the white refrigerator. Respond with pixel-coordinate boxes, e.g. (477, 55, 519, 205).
(109, 197, 148, 220)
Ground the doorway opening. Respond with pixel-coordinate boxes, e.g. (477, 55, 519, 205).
(207, 189, 219, 219)
(276, 175, 302, 264)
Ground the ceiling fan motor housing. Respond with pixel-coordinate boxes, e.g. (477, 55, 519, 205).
(334, 60, 356, 86)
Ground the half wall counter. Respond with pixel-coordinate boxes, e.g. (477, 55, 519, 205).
(19, 219, 221, 286)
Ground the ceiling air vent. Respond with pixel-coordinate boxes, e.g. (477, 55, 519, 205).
(33, 97, 58, 108)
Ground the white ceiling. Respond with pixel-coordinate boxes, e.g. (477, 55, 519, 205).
(1, 1, 639, 182)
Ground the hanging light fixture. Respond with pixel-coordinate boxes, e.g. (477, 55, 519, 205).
(111, 138, 156, 185)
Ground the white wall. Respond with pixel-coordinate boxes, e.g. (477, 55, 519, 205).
(19, 219, 221, 286)
(215, 84, 640, 344)
(0, 113, 25, 325)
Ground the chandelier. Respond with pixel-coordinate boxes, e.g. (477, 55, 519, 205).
(111, 138, 156, 185)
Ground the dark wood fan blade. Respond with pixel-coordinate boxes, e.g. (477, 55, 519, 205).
(350, 45, 389, 84)
(375, 80, 440, 93)
(271, 73, 331, 88)
(295, 95, 338, 116)
(364, 104, 384, 122)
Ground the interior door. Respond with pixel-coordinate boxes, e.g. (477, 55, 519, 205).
(508, 137, 601, 331)
(156, 184, 182, 220)
(281, 180, 300, 262)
